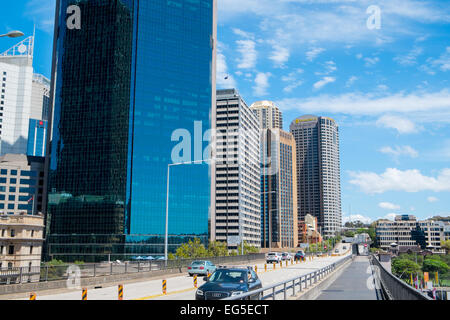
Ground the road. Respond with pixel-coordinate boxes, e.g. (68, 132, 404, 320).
(316, 255, 379, 300)
(10, 249, 351, 300)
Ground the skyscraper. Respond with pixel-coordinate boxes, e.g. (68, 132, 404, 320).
(212, 89, 261, 249)
(250, 101, 283, 130)
(290, 115, 341, 239)
(46, 0, 217, 261)
(260, 129, 298, 249)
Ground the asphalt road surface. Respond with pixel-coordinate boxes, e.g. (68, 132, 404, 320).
(10, 251, 351, 300)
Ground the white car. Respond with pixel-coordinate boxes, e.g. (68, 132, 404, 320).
(266, 252, 282, 263)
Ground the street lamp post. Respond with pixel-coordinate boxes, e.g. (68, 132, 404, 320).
(0, 31, 24, 38)
(164, 159, 211, 266)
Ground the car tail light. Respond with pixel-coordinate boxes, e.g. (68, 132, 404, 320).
(200, 266, 204, 270)
(188, 267, 191, 269)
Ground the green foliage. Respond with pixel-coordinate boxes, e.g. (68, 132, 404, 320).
(45, 259, 65, 266)
(344, 231, 355, 237)
(229, 250, 238, 256)
(74, 260, 84, 265)
(237, 241, 260, 255)
(392, 258, 421, 278)
(422, 258, 449, 274)
(168, 253, 176, 260)
(174, 238, 208, 259)
(441, 240, 450, 253)
(207, 241, 229, 257)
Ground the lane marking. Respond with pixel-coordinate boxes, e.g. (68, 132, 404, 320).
(135, 286, 196, 300)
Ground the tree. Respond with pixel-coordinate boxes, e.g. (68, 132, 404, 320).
(344, 231, 355, 237)
(237, 241, 259, 255)
(174, 238, 208, 259)
(207, 241, 229, 257)
(391, 258, 421, 279)
(441, 240, 450, 254)
(423, 258, 449, 275)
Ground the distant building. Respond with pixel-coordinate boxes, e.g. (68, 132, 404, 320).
(376, 215, 446, 253)
(298, 214, 322, 244)
(290, 115, 342, 239)
(0, 36, 48, 156)
(250, 101, 283, 130)
(0, 154, 45, 215)
(260, 129, 298, 249)
(0, 213, 44, 284)
(27, 119, 47, 157)
(213, 89, 261, 249)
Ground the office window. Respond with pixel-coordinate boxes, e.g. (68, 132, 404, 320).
(8, 245, 14, 255)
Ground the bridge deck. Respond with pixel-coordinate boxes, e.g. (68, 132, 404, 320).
(316, 255, 379, 300)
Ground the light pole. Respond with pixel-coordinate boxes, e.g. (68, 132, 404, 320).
(0, 31, 24, 38)
(164, 159, 212, 265)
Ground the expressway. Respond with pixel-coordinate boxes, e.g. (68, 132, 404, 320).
(10, 246, 351, 300)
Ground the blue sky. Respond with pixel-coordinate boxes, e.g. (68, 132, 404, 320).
(1, 0, 449, 224)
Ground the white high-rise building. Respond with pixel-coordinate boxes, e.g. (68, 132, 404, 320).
(212, 89, 261, 249)
(250, 101, 283, 130)
(0, 36, 47, 156)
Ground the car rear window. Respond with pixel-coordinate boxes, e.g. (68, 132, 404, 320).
(191, 261, 204, 265)
(209, 270, 247, 283)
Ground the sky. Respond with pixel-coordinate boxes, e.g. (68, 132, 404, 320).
(1, 0, 449, 224)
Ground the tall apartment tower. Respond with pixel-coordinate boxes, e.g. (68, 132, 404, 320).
(260, 129, 298, 249)
(213, 89, 261, 249)
(290, 115, 341, 239)
(46, 0, 217, 261)
(250, 101, 283, 130)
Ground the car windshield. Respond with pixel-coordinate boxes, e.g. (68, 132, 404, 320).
(208, 270, 247, 283)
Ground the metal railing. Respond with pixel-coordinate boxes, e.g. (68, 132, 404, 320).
(369, 255, 432, 300)
(0, 253, 266, 285)
(225, 254, 354, 300)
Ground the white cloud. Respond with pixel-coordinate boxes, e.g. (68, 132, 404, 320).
(232, 28, 255, 39)
(349, 168, 450, 194)
(381, 213, 398, 221)
(378, 202, 401, 210)
(253, 72, 272, 96)
(269, 45, 290, 67)
(282, 69, 304, 92)
(427, 196, 438, 203)
(315, 61, 337, 75)
(216, 49, 237, 89)
(236, 40, 257, 69)
(379, 145, 419, 158)
(306, 48, 325, 61)
(364, 57, 380, 66)
(430, 46, 450, 71)
(376, 115, 418, 134)
(345, 76, 358, 87)
(219, 0, 450, 50)
(342, 214, 373, 224)
(24, 0, 55, 33)
(313, 77, 335, 90)
(276, 90, 450, 121)
(394, 47, 424, 66)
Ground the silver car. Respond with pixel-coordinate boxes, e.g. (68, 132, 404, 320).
(188, 260, 216, 276)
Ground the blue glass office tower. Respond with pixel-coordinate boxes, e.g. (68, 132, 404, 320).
(27, 119, 47, 157)
(46, 0, 217, 262)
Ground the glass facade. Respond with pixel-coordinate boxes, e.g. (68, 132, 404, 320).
(27, 119, 47, 157)
(47, 0, 215, 262)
